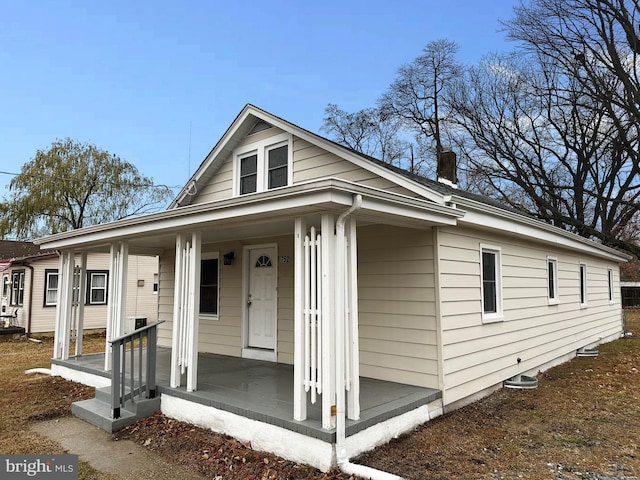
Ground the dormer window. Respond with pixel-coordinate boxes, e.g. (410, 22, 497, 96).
(233, 133, 292, 196)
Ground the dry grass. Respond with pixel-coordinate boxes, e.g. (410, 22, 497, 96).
(356, 312, 640, 480)
(0, 333, 112, 479)
(2, 314, 639, 480)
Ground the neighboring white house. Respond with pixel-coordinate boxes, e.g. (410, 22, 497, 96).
(36, 105, 630, 471)
(0, 240, 158, 334)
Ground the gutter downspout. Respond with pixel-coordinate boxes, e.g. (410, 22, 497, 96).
(334, 195, 404, 480)
(25, 262, 34, 335)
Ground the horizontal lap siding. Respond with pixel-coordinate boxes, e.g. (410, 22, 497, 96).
(25, 258, 57, 333)
(357, 225, 438, 388)
(198, 240, 243, 356)
(276, 236, 294, 364)
(157, 236, 295, 362)
(293, 138, 419, 197)
(190, 127, 286, 205)
(158, 241, 243, 355)
(193, 161, 233, 203)
(438, 226, 622, 405)
(27, 254, 158, 334)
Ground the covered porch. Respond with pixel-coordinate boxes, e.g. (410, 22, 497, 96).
(39, 179, 460, 469)
(51, 348, 442, 442)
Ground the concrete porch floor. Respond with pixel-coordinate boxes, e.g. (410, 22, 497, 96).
(52, 347, 441, 443)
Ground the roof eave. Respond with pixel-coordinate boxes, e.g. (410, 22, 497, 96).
(452, 195, 632, 262)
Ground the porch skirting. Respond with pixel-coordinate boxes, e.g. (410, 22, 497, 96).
(161, 393, 444, 472)
(50, 352, 443, 471)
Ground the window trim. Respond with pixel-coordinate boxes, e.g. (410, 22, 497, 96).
(607, 268, 614, 304)
(547, 257, 559, 305)
(44, 269, 59, 307)
(153, 273, 159, 294)
(10, 269, 25, 306)
(579, 262, 588, 307)
(199, 252, 220, 319)
(86, 270, 109, 305)
(480, 244, 503, 323)
(232, 132, 293, 196)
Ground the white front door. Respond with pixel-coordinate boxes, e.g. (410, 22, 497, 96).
(246, 246, 277, 351)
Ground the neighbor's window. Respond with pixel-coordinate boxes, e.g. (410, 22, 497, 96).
(10, 270, 25, 306)
(481, 245, 503, 321)
(608, 268, 614, 303)
(547, 257, 559, 304)
(153, 273, 159, 294)
(200, 256, 219, 316)
(234, 133, 291, 196)
(579, 263, 587, 306)
(44, 269, 59, 306)
(87, 271, 108, 305)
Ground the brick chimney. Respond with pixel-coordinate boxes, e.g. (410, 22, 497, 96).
(437, 147, 458, 188)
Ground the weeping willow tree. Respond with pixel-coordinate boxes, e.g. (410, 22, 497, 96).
(0, 138, 172, 240)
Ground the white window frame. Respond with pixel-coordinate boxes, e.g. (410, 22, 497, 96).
(480, 244, 503, 323)
(199, 252, 220, 319)
(10, 270, 25, 306)
(547, 256, 559, 305)
(232, 132, 293, 196)
(45, 270, 59, 307)
(607, 268, 614, 304)
(579, 262, 588, 307)
(153, 273, 159, 294)
(88, 271, 108, 305)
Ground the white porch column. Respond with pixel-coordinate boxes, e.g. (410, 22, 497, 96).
(53, 250, 75, 360)
(346, 218, 360, 420)
(187, 231, 201, 392)
(170, 233, 185, 388)
(321, 213, 336, 430)
(170, 232, 201, 392)
(293, 217, 307, 421)
(74, 252, 87, 357)
(105, 241, 129, 370)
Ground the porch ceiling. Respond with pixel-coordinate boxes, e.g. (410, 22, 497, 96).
(35, 179, 463, 254)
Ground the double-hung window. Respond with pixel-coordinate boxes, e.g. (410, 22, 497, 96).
(44, 269, 59, 306)
(10, 270, 25, 306)
(579, 263, 587, 307)
(87, 271, 108, 305)
(547, 257, 559, 304)
(234, 133, 292, 196)
(200, 254, 219, 317)
(480, 245, 503, 322)
(607, 268, 614, 304)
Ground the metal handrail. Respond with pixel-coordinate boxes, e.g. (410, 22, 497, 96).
(108, 321, 164, 419)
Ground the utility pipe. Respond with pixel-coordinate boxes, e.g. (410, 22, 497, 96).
(334, 195, 405, 480)
(25, 262, 34, 335)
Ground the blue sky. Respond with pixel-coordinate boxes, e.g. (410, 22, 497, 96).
(0, 0, 518, 200)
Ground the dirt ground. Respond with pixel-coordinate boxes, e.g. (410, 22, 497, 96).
(1, 313, 639, 480)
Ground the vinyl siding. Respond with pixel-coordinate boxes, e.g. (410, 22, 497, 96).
(292, 138, 418, 196)
(437, 226, 623, 405)
(10, 254, 158, 334)
(191, 131, 420, 205)
(157, 235, 295, 364)
(357, 225, 438, 388)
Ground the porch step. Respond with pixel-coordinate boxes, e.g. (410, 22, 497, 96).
(72, 387, 161, 433)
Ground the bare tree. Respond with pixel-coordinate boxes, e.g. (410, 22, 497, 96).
(379, 39, 463, 162)
(321, 104, 410, 167)
(449, 49, 640, 256)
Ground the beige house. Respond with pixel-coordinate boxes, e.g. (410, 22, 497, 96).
(1, 241, 158, 335)
(37, 105, 630, 474)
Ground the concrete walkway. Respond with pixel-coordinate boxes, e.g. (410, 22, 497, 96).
(31, 417, 205, 480)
